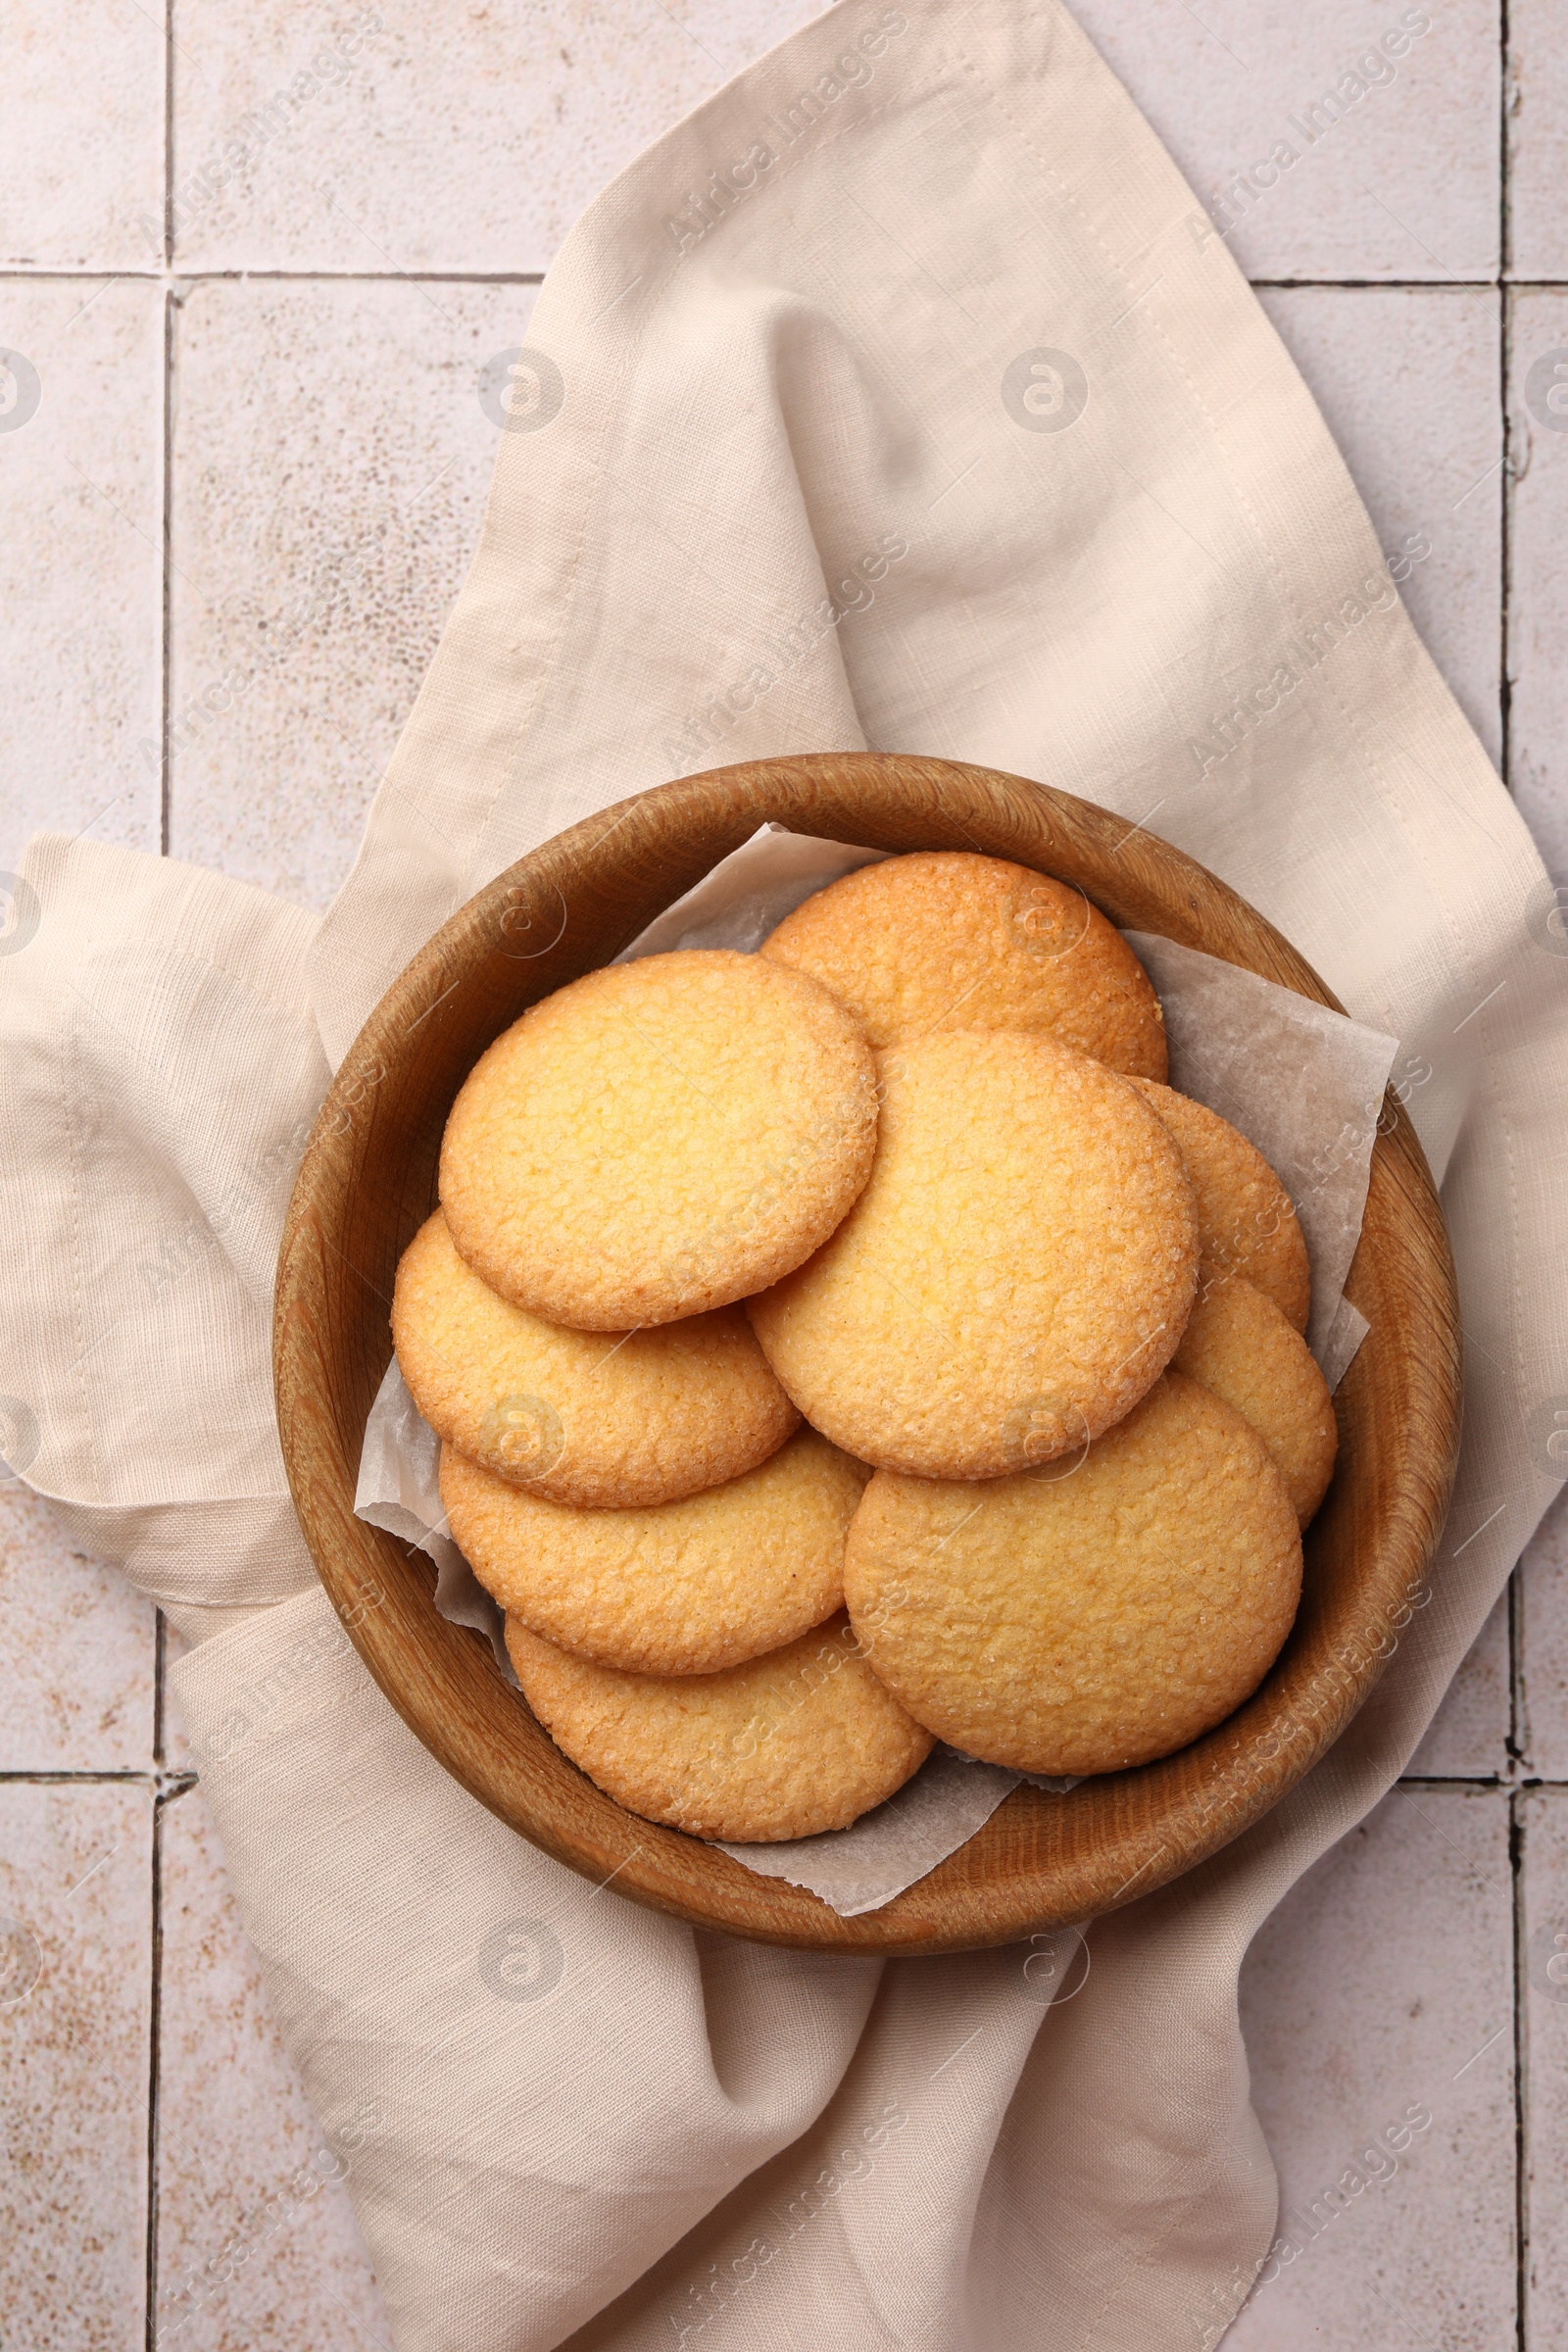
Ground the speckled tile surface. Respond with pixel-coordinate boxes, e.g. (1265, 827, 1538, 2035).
(0, 276, 164, 878)
(1508, 0, 1568, 281)
(1066, 0, 1499, 282)
(0, 1482, 157, 1772)
(1231, 1786, 1516, 2350)
(0, 1782, 153, 2352)
(1408, 1585, 1512, 1780)
(171, 1, 828, 274)
(1256, 284, 1504, 764)
(155, 1785, 390, 2352)
(2, 0, 1566, 2345)
(2, 1, 166, 269)
(1521, 1486, 1568, 1776)
(168, 276, 535, 907)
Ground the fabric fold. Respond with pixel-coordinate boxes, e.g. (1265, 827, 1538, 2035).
(0, 833, 329, 1607)
(170, 1587, 883, 2352)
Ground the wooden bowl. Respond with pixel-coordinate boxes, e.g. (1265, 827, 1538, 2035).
(274, 752, 1461, 1955)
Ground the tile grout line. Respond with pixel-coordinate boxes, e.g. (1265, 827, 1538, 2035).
(1398, 1775, 1568, 1791)
(149, 11, 175, 2337)
(154, 1612, 168, 1769)
(1510, 1565, 1526, 1761)
(1499, 283, 1515, 798)
(159, 0, 174, 868)
(7, 266, 1568, 288)
(0, 267, 551, 283)
(160, 285, 173, 860)
(1498, 4, 1527, 2345)
(146, 1784, 173, 2352)
(1253, 275, 1540, 290)
(162, 0, 174, 271)
(1499, 159, 1516, 816)
(1500, 0, 1515, 291)
(157, 0, 173, 858)
(1501, 410, 1524, 2352)
(1513, 1789, 1530, 2352)
(1400, 1773, 1517, 1789)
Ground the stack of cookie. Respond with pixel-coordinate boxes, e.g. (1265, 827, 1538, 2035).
(391, 853, 1336, 1844)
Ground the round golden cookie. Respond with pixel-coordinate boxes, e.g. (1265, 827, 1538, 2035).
(1128, 1080, 1311, 1333)
(439, 950, 877, 1330)
(506, 1610, 934, 1841)
(393, 1209, 797, 1508)
(747, 1030, 1199, 1479)
(843, 1372, 1302, 1776)
(441, 1427, 867, 1675)
(760, 850, 1167, 1078)
(1172, 1273, 1338, 1529)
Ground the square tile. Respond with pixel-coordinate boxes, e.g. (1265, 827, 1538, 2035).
(1256, 286, 1503, 764)
(0, 1482, 156, 1772)
(1508, 289, 1568, 882)
(1067, 0, 1499, 282)
(0, 1782, 153, 2352)
(1230, 1784, 1514, 2348)
(1506, 0, 1568, 280)
(3, 0, 166, 270)
(168, 276, 535, 907)
(1407, 1583, 1511, 1778)
(1518, 1483, 1568, 1778)
(0, 277, 164, 878)
(171, 0, 825, 274)
(155, 1783, 389, 2352)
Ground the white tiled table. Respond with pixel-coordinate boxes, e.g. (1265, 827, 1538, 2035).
(3, 5, 1565, 2346)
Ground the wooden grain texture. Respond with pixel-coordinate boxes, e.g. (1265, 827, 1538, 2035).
(273, 752, 1463, 1955)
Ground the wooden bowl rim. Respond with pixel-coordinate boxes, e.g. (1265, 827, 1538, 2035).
(273, 751, 1462, 1955)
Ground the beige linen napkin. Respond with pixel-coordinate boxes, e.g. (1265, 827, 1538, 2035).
(4, 1, 1566, 2345)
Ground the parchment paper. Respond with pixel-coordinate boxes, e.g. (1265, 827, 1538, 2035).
(356, 828, 1399, 1915)
(1125, 933, 1395, 1378)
